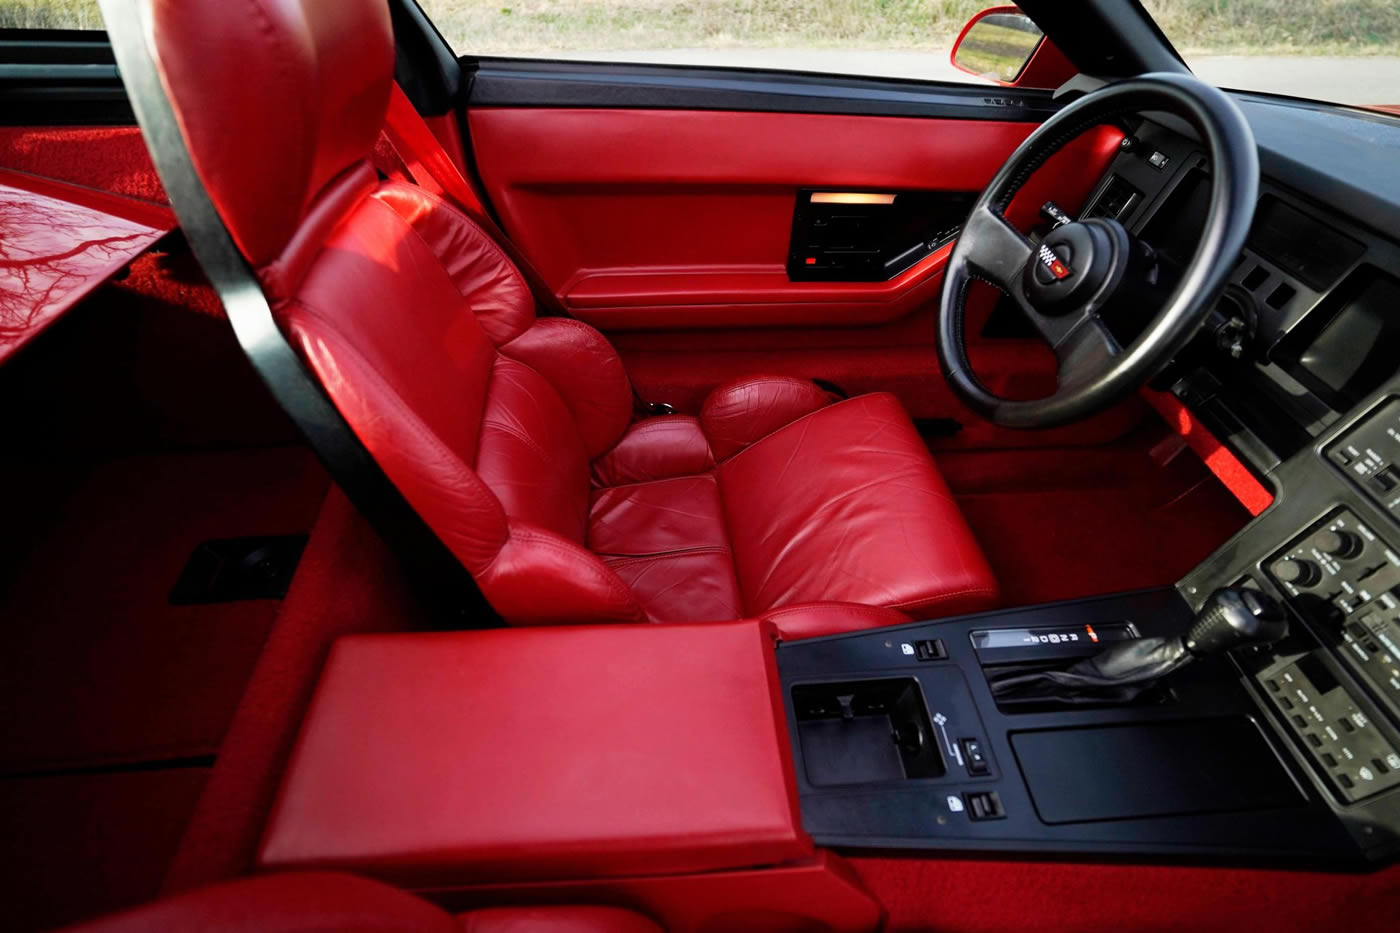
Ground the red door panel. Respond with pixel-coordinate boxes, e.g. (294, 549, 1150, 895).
(469, 108, 1118, 330)
(467, 105, 1133, 447)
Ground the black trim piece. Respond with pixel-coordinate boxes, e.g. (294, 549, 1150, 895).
(468, 59, 1061, 121)
(0, 32, 132, 125)
(389, 0, 461, 116)
(1019, 0, 1188, 78)
(97, 0, 502, 629)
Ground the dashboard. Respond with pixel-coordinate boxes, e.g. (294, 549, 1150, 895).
(1080, 99, 1400, 860)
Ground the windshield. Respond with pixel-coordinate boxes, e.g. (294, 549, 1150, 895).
(1142, 0, 1400, 114)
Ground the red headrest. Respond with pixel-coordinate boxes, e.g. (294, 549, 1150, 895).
(146, 0, 394, 266)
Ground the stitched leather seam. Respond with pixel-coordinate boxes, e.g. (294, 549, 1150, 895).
(717, 392, 897, 468)
(888, 586, 999, 611)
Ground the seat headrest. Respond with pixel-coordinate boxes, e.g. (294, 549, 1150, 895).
(146, 0, 394, 266)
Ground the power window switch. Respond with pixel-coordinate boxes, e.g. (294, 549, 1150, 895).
(961, 738, 990, 776)
(915, 638, 946, 661)
(964, 791, 1005, 821)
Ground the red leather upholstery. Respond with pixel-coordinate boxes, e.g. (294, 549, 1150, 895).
(61, 872, 662, 933)
(142, 0, 999, 629)
(258, 621, 810, 884)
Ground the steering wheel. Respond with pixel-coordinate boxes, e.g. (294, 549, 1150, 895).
(937, 73, 1259, 428)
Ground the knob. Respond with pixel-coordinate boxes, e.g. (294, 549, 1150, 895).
(1273, 557, 1321, 587)
(1184, 588, 1288, 657)
(1315, 529, 1362, 559)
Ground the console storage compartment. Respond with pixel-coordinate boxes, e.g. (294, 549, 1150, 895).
(792, 678, 944, 786)
(258, 621, 811, 885)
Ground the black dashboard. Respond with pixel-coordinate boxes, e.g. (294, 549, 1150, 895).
(1092, 98, 1400, 861)
(774, 99, 1400, 870)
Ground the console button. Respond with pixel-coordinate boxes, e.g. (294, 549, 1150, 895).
(915, 639, 946, 661)
(961, 738, 990, 776)
(964, 790, 1006, 821)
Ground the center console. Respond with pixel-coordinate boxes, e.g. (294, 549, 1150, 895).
(777, 588, 1364, 863)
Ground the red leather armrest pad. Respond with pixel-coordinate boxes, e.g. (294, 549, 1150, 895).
(258, 621, 810, 885)
(701, 375, 834, 461)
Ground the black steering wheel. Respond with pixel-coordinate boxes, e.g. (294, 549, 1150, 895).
(937, 73, 1259, 428)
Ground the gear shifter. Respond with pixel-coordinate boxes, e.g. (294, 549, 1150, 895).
(989, 588, 1287, 706)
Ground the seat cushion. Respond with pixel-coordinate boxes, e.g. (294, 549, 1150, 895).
(587, 391, 998, 622)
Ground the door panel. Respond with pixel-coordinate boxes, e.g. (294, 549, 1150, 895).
(463, 67, 1135, 447)
(469, 108, 1120, 330)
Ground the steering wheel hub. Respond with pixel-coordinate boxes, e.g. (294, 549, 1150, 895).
(1023, 221, 1120, 315)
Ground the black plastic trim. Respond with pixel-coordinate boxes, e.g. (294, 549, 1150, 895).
(468, 59, 1060, 121)
(0, 32, 132, 125)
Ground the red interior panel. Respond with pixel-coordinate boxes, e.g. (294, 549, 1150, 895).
(0, 167, 172, 366)
(428, 851, 882, 933)
(468, 108, 1118, 330)
(259, 621, 810, 884)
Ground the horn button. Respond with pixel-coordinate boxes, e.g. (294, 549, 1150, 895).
(1022, 221, 1119, 316)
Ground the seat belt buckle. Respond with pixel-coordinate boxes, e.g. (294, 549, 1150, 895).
(641, 401, 675, 417)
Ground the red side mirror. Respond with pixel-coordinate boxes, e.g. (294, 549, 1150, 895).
(950, 5, 1076, 89)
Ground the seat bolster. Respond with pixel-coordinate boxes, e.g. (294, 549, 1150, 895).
(760, 602, 914, 641)
(459, 906, 664, 933)
(479, 520, 649, 626)
(700, 375, 835, 461)
(374, 183, 535, 345)
(591, 415, 715, 487)
(501, 317, 633, 458)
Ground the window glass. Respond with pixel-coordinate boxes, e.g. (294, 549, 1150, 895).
(418, 0, 1022, 85)
(0, 0, 103, 29)
(1142, 0, 1400, 114)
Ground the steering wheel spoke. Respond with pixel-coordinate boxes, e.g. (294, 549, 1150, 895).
(961, 205, 1034, 293)
(1054, 316, 1123, 388)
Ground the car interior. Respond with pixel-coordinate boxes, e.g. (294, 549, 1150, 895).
(1, 0, 1399, 929)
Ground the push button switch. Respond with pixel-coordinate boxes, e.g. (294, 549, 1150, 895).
(964, 790, 1005, 821)
(915, 639, 946, 661)
(961, 738, 990, 776)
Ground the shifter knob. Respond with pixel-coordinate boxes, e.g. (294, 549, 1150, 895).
(1184, 587, 1288, 657)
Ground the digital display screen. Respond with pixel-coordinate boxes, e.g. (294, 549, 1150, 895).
(1296, 267, 1400, 407)
(1249, 196, 1365, 291)
(971, 622, 1136, 651)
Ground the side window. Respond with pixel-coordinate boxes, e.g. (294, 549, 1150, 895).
(0, 0, 103, 29)
(417, 1, 1061, 88)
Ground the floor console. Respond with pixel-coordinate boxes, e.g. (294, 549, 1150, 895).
(777, 587, 1384, 866)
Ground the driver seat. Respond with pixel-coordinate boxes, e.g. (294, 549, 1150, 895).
(140, 0, 998, 626)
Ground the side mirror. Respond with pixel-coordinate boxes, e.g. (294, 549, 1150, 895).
(951, 6, 1045, 85)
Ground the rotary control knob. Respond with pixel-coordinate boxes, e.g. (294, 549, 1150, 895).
(1315, 529, 1362, 559)
(1273, 557, 1321, 588)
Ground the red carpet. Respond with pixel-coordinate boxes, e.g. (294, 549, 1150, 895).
(0, 769, 209, 933)
(935, 434, 1251, 606)
(0, 447, 327, 773)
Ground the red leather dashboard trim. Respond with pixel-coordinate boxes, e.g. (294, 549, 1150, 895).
(258, 621, 810, 884)
(1143, 388, 1275, 516)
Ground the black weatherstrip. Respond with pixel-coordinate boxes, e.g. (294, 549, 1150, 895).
(468, 59, 1061, 122)
(0, 30, 132, 125)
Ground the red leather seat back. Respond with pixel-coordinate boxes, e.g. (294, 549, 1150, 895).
(143, 0, 647, 625)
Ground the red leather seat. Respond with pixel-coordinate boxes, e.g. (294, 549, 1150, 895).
(61, 871, 663, 933)
(140, 0, 998, 626)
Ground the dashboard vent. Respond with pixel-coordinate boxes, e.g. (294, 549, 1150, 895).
(1086, 176, 1141, 220)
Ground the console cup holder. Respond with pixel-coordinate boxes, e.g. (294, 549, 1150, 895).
(791, 678, 945, 786)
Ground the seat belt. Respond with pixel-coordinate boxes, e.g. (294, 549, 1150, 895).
(99, 0, 502, 629)
(380, 86, 674, 417)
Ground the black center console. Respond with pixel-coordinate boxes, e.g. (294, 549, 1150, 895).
(777, 587, 1366, 863)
